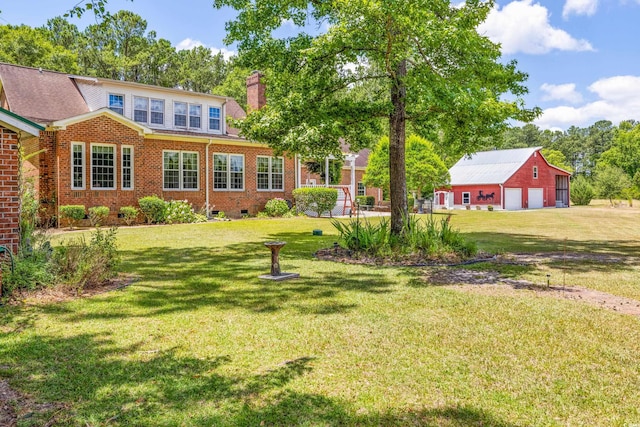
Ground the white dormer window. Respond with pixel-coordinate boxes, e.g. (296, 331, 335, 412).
(109, 94, 124, 115)
(209, 107, 221, 131)
(189, 104, 201, 129)
(150, 99, 164, 125)
(134, 97, 148, 123)
(174, 102, 187, 127)
(533, 166, 538, 179)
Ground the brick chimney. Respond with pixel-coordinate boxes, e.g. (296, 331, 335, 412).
(246, 71, 266, 111)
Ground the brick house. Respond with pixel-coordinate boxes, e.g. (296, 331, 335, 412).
(0, 63, 298, 223)
(436, 147, 571, 210)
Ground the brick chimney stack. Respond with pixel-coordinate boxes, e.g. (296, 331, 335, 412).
(246, 71, 266, 111)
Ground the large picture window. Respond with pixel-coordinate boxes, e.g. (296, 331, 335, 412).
(91, 144, 116, 189)
(213, 154, 244, 190)
(257, 156, 284, 191)
(121, 146, 133, 190)
(71, 142, 85, 190)
(163, 151, 199, 190)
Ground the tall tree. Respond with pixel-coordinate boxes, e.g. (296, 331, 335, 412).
(600, 121, 640, 179)
(214, 0, 538, 235)
(0, 24, 78, 72)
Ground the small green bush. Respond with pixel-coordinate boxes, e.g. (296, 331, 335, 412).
(119, 206, 140, 226)
(59, 205, 86, 229)
(293, 187, 338, 217)
(356, 195, 375, 207)
(138, 195, 167, 224)
(52, 227, 119, 292)
(570, 175, 595, 206)
(264, 198, 290, 217)
(88, 206, 110, 227)
(1, 248, 55, 296)
(165, 200, 207, 224)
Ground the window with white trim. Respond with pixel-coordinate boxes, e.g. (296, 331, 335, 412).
(121, 146, 133, 190)
(71, 142, 85, 190)
(209, 107, 221, 131)
(257, 156, 284, 191)
(357, 182, 366, 196)
(133, 96, 148, 123)
(533, 166, 538, 179)
(189, 104, 201, 129)
(150, 99, 164, 125)
(91, 144, 116, 189)
(163, 151, 199, 190)
(108, 94, 124, 115)
(174, 102, 187, 127)
(462, 192, 471, 204)
(213, 153, 244, 190)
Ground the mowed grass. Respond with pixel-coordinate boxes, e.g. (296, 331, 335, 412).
(1, 206, 640, 426)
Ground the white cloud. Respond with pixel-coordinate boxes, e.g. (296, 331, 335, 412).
(478, 0, 594, 54)
(176, 38, 203, 51)
(535, 76, 640, 128)
(540, 83, 583, 104)
(176, 38, 236, 60)
(563, 0, 598, 18)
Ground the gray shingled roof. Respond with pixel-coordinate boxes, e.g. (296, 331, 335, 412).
(449, 147, 542, 185)
(0, 63, 89, 123)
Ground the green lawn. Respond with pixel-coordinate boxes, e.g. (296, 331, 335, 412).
(2, 207, 640, 426)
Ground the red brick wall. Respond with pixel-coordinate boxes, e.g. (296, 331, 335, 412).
(246, 72, 266, 111)
(0, 126, 20, 253)
(47, 115, 295, 221)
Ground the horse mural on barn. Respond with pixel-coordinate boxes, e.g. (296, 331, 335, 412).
(477, 190, 495, 202)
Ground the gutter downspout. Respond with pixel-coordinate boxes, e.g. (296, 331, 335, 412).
(206, 139, 212, 218)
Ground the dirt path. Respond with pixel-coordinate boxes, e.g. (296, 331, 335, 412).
(424, 254, 640, 318)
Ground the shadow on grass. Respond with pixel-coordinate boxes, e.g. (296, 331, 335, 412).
(466, 231, 640, 259)
(0, 331, 519, 426)
(40, 235, 394, 321)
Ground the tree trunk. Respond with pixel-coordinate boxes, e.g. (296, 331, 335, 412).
(389, 59, 408, 236)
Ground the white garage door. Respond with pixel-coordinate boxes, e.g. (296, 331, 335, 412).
(528, 188, 544, 209)
(504, 188, 522, 210)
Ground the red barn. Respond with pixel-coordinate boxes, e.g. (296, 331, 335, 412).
(437, 147, 571, 210)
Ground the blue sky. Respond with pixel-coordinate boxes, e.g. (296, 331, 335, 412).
(1, 0, 639, 130)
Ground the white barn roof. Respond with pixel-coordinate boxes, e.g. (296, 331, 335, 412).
(449, 147, 541, 185)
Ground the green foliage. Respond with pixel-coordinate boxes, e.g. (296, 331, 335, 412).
(263, 198, 291, 217)
(364, 135, 449, 199)
(1, 247, 54, 296)
(165, 200, 207, 224)
(19, 179, 40, 251)
(119, 206, 140, 226)
(594, 165, 632, 206)
(356, 196, 375, 207)
(88, 206, 110, 227)
(215, 0, 538, 236)
(332, 215, 476, 259)
(138, 196, 167, 224)
(541, 148, 573, 173)
(304, 158, 343, 185)
(216, 211, 227, 219)
(59, 205, 86, 229)
(292, 187, 338, 218)
(600, 122, 640, 180)
(52, 227, 119, 292)
(570, 176, 595, 206)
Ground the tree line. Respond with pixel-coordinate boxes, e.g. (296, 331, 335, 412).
(0, 11, 249, 107)
(489, 121, 640, 205)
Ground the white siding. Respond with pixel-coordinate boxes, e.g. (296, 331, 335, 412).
(73, 79, 226, 135)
